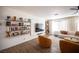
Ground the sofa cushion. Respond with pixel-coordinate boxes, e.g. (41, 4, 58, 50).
(60, 31, 68, 35)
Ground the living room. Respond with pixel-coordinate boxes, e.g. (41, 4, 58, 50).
(0, 6, 79, 53)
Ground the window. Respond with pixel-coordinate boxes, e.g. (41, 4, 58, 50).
(52, 21, 59, 32)
(59, 20, 68, 31)
(52, 20, 68, 33)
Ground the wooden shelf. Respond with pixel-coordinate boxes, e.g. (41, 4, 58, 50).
(45, 20, 49, 35)
(6, 16, 31, 37)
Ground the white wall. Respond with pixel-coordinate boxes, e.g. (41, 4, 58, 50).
(0, 7, 45, 50)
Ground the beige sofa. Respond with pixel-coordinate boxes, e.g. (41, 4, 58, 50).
(54, 31, 79, 39)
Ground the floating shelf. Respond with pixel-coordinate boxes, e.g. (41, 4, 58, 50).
(5, 16, 31, 37)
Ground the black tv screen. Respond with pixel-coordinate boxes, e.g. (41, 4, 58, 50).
(35, 23, 44, 32)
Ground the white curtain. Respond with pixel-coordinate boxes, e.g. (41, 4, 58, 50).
(75, 19, 79, 31)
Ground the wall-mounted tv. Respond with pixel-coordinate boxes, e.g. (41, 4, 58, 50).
(35, 23, 44, 32)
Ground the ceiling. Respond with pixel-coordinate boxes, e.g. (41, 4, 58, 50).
(5, 6, 78, 19)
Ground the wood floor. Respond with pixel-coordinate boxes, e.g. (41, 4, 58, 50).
(0, 36, 61, 53)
